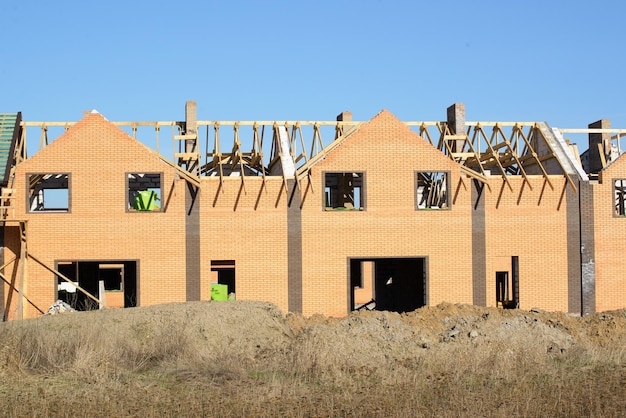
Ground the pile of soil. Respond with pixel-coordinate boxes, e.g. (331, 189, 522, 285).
(30, 300, 626, 361)
(285, 302, 626, 372)
(2, 301, 625, 417)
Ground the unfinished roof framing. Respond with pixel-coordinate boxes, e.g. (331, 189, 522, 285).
(15, 112, 594, 196)
(5, 101, 625, 217)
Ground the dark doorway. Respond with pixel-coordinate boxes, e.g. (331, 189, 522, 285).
(496, 271, 509, 306)
(350, 257, 426, 313)
(495, 256, 519, 309)
(56, 261, 137, 310)
(211, 260, 236, 296)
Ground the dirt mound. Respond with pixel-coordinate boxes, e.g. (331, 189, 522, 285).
(288, 302, 626, 352)
(283, 303, 626, 381)
(2, 301, 626, 417)
(0, 301, 295, 376)
(10, 301, 626, 361)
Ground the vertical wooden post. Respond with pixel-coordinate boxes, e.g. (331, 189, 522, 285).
(98, 280, 106, 310)
(185, 100, 198, 175)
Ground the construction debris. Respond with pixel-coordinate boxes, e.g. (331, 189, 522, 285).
(45, 300, 75, 315)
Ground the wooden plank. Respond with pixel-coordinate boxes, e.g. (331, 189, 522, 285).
(465, 122, 537, 127)
(443, 134, 467, 140)
(29, 253, 106, 307)
(173, 134, 198, 140)
(460, 166, 491, 191)
(451, 152, 476, 159)
(559, 128, 626, 134)
(598, 143, 607, 168)
(149, 152, 201, 187)
(174, 152, 200, 160)
(197, 121, 365, 127)
(0, 269, 45, 315)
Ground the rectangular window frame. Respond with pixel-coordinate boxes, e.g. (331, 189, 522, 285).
(127, 172, 163, 212)
(27, 173, 71, 213)
(614, 179, 626, 217)
(323, 172, 365, 211)
(415, 171, 450, 210)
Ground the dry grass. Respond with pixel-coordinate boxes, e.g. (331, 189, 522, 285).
(0, 301, 625, 417)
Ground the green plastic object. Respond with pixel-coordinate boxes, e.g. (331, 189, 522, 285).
(133, 190, 160, 211)
(211, 284, 228, 301)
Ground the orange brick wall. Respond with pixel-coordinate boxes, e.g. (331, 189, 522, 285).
(199, 177, 291, 311)
(481, 176, 574, 312)
(4, 114, 188, 319)
(593, 161, 626, 311)
(299, 111, 474, 316)
(5, 108, 622, 320)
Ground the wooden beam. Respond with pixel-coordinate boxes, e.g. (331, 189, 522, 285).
(28, 253, 105, 307)
(0, 268, 45, 315)
(173, 134, 198, 141)
(598, 143, 608, 168)
(174, 152, 200, 160)
(460, 166, 491, 191)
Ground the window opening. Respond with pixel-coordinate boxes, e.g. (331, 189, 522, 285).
(324, 172, 364, 210)
(614, 179, 626, 216)
(99, 263, 123, 291)
(28, 173, 69, 212)
(416, 171, 449, 209)
(128, 173, 162, 211)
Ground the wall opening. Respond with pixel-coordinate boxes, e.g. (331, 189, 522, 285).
(56, 261, 137, 310)
(211, 260, 236, 297)
(495, 271, 510, 307)
(416, 171, 449, 210)
(495, 256, 519, 309)
(28, 173, 70, 212)
(350, 257, 426, 313)
(324, 172, 364, 210)
(614, 179, 626, 216)
(127, 173, 162, 212)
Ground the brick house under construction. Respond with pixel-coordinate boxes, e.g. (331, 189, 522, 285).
(1, 101, 625, 320)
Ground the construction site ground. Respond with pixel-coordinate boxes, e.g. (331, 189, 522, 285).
(0, 301, 625, 417)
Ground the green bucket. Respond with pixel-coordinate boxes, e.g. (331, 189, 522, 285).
(211, 284, 228, 301)
(134, 190, 159, 211)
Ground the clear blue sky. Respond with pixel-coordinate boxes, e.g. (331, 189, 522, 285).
(2, 0, 625, 151)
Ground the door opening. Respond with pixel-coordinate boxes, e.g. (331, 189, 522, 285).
(496, 256, 519, 309)
(350, 257, 426, 313)
(211, 260, 236, 298)
(56, 261, 137, 310)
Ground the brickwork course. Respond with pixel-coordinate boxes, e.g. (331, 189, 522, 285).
(1, 102, 625, 320)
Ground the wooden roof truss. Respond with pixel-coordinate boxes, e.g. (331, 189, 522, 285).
(408, 121, 579, 192)
(18, 118, 582, 195)
(195, 120, 361, 195)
